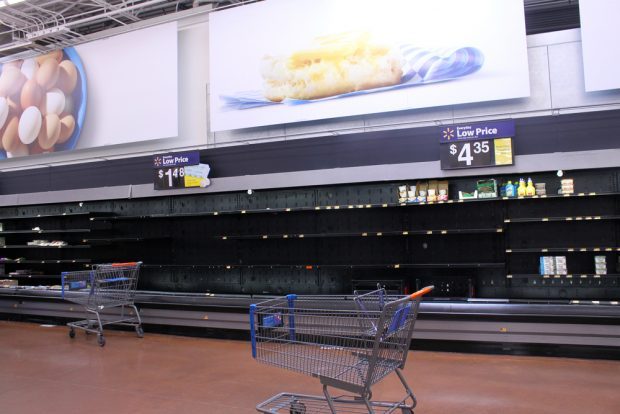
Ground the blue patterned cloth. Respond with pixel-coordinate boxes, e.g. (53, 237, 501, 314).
(220, 46, 484, 110)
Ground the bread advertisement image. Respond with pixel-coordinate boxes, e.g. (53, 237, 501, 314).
(260, 31, 404, 102)
(209, 0, 530, 131)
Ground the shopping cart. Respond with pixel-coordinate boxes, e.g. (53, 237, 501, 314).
(61, 262, 143, 347)
(250, 285, 434, 414)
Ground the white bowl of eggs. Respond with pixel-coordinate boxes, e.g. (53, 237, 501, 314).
(0, 47, 86, 159)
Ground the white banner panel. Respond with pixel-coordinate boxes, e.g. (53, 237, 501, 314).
(0, 22, 177, 159)
(209, 0, 530, 131)
(74, 22, 178, 149)
(579, 0, 620, 92)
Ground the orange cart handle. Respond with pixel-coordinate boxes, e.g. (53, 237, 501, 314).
(111, 262, 140, 267)
(408, 285, 434, 300)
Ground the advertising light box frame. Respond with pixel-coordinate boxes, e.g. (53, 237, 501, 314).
(209, 0, 530, 131)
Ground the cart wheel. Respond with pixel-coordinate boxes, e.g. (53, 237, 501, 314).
(135, 326, 144, 338)
(68, 329, 75, 339)
(97, 335, 106, 347)
(289, 400, 306, 414)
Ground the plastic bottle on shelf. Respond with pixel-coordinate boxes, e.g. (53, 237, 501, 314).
(505, 181, 515, 197)
(517, 178, 527, 197)
(526, 177, 536, 197)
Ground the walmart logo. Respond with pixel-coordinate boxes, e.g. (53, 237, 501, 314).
(442, 127, 455, 140)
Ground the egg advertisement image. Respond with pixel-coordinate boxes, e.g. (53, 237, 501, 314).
(0, 48, 86, 158)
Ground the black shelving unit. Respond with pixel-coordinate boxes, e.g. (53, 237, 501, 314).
(502, 174, 619, 299)
(0, 167, 617, 301)
(0, 210, 107, 285)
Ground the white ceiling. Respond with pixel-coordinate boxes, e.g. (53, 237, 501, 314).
(0, 0, 249, 61)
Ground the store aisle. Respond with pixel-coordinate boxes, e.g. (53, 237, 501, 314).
(0, 321, 619, 414)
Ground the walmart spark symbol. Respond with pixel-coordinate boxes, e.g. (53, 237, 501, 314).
(442, 127, 455, 140)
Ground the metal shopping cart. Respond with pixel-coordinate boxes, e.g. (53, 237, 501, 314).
(250, 285, 434, 414)
(61, 262, 143, 347)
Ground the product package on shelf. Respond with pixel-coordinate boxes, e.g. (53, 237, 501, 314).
(416, 181, 428, 203)
(594, 255, 607, 275)
(517, 178, 527, 197)
(477, 179, 497, 198)
(539, 256, 556, 275)
(407, 186, 417, 202)
(427, 180, 438, 202)
(554, 256, 567, 275)
(458, 190, 478, 200)
(535, 182, 546, 196)
(503, 181, 516, 197)
(437, 180, 449, 201)
(398, 185, 408, 203)
(399, 180, 450, 203)
(0, 279, 18, 287)
(560, 178, 574, 195)
(525, 178, 536, 197)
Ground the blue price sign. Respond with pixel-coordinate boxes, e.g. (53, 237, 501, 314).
(152, 151, 199, 168)
(439, 120, 515, 143)
(439, 120, 515, 170)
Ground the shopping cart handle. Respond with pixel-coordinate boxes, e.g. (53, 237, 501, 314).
(111, 262, 139, 267)
(408, 285, 434, 300)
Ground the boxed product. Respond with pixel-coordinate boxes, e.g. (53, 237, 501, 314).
(0, 279, 17, 287)
(595, 256, 607, 275)
(437, 180, 449, 201)
(407, 188, 417, 203)
(594, 255, 606, 264)
(458, 190, 478, 200)
(416, 181, 428, 203)
(477, 179, 498, 198)
(539, 256, 556, 275)
(560, 178, 574, 195)
(554, 256, 567, 275)
(398, 185, 408, 203)
(427, 180, 438, 202)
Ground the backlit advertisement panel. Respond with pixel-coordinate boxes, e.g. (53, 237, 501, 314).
(209, 0, 530, 131)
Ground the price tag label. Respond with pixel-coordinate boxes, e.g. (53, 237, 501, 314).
(441, 140, 494, 169)
(152, 151, 211, 190)
(154, 167, 186, 190)
(439, 120, 514, 170)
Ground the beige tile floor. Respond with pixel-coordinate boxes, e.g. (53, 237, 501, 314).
(1, 321, 619, 413)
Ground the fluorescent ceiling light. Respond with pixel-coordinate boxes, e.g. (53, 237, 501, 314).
(25, 25, 69, 40)
(0, 0, 26, 7)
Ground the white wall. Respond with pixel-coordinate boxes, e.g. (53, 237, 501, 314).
(1, 13, 619, 173)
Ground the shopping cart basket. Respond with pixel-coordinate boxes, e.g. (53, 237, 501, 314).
(250, 285, 434, 413)
(61, 262, 143, 347)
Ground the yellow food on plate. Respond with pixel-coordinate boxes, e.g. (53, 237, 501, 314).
(261, 32, 403, 102)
